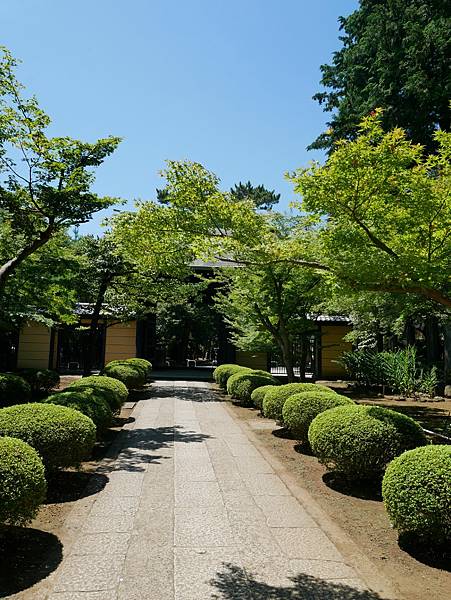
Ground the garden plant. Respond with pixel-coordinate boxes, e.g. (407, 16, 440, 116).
(263, 383, 334, 422)
(0, 436, 47, 526)
(382, 445, 451, 544)
(282, 390, 354, 442)
(308, 404, 428, 479)
(0, 403, 96, 470)
(226, 370, 278, 404)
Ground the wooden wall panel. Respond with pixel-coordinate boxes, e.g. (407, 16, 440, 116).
(320, 325, 352, 378)
(104, 321, 137, 364)
(17, 322, 51, 369)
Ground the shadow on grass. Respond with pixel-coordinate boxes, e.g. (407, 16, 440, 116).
(322, 472, 382, 501)
(0, 527, 63, 597)
(210, 563, 389, 599)
(45, 471, 109, 504)
(399, 533, 451, 572)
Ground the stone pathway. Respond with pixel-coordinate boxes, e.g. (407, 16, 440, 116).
(46, 381, 393, 600)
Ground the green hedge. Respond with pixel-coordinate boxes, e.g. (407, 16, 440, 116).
(19, 368, 60, 395)
(262, 383, 334, 422)
(213, 364, 251, 390)
(282, 390, 354, 442)
(227, 371, 278, 404)
(0, 436, 47, 526)
(0, 403, 96, 470)
(102, 361, 146, 390)
(125, 358, 152, 381)
(251, 385, 278, 410)
(44, 389, 113, 432)
(0, 373, 31, 407)
(308, 404, 428, 479)
(68, 375, 128, 412)
(382, 445, 451, 543)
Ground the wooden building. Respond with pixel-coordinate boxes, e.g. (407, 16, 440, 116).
(6, 314, 352, 379)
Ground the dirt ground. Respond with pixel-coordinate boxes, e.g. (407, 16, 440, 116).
(228, 399, 451, 600)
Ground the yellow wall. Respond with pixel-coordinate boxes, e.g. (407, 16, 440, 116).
(17, 322, 51, 369)
(104, 321, 137, 364)
(320, 325, 352, 378)
(236, 351, 268, 371)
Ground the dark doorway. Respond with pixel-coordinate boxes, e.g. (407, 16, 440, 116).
(0, 329, 19, 371)
(56, 325, 105, 373)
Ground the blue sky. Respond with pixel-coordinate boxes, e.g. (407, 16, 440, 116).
(1, 0, 358, 233)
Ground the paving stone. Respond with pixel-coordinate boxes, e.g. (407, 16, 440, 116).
(105, 472, 145, 496)
(254, 495, 317, 528)
(174, 506, 235, 547)
(132, 506, 173, 545)
(48, 592, 117, 600)
(174, 547, 249, 600)
(90, 495, 140, 517)
(272, 527, 344, 561)
(53, 555, 124, 592)
(117, 575, 173, 600)
(244, 473, 291, 496)
(123, 541, 173, 584)
(71, 532, 131, 555)
(82, 513, 135, 534)
(289, 558, 358, 580)
(175, 480, 223, 507)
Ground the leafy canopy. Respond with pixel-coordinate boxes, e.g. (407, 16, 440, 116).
(289, 111, 451, 308)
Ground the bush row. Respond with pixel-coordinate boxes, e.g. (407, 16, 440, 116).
(102, 358, 152, 389)
(0, 356, 151, 527)
(216, 363, 449, 545)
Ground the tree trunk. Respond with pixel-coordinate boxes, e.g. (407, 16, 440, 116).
(83, 280, 108, 376)
(278, 331, 295, 382)
(0, 225, 54, 293)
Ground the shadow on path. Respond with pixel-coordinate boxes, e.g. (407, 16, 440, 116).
(148, 385, 224, 403)
(98, 425, 213, 473)
(45, 471, 109, 504)
(0, 527, 63, 597)
(210, 563, 389, 600)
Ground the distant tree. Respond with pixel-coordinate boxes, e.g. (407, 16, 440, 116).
(0, 47, 121, 293)
(310, 0, 450, 152)
(230, 181, 280, 210)
(216, 261, 323, 382)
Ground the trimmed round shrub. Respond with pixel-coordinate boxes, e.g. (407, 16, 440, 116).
(0, 373, 32, 407)
(0, 436, 47, 526)
(44, 389, 113, 432)
(251, 385, 278, 410)
(382, 445, 451, 543)
(213, 364, 251, 390)
(102, 361, 146, 390)
(19, 368, 60, 395)
(308, 404, 428, 479)
(283, 391, 354, 442)
(262, 383, 334, 422)
(0, 403, 96, 470)
(227, 371, 279, 404)
(125, 358, 152, 381)
(68, 375, 128, 412)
